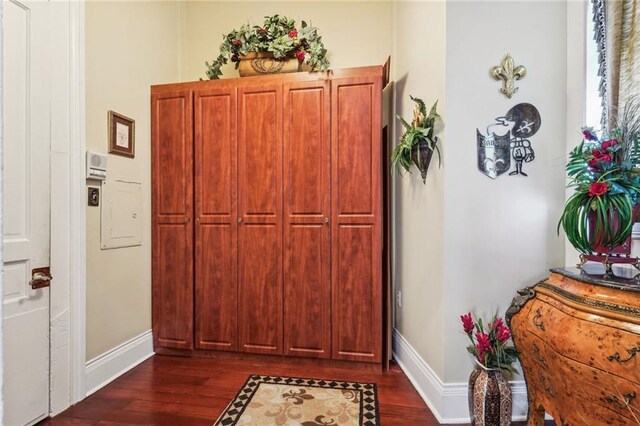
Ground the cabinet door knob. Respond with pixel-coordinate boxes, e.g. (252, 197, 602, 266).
(324, 217, 330, 224)
(237, 217, 243, 224)
(184, 217, 190, 224)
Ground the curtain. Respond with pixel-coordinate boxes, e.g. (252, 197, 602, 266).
(593, 0, 640, 128)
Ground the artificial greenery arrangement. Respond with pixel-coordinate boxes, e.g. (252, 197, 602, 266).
(391, 96, 442, 181)
(461, 312, 518, 374)
(205, 15, 330, 79)
(558, 101, 640, 253)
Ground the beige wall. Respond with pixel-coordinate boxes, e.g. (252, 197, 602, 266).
(83, 4, 569, 395)
(393, 1, 568, 391)
(442, 1, 567, 384)
(392, 0, 446, 379)
(84, 1, 391, 360)
(85, 1, 183, 360)
(183, 1, 393, 81)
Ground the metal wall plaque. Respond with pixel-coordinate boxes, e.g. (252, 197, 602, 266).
(477, 103, 541, 179)
(492, 53, 526, 99)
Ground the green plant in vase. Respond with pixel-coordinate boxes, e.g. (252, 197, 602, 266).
(391, 96, 442, 184)
(558, 101, 640, 255)
(204, 14, 330, 79)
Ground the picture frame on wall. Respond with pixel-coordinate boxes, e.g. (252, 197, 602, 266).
(108, 110, 135, 158)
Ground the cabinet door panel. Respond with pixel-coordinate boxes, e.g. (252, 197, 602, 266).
(238, 224, 281, 353)
(154, 224, 193, 348)
(334, 225, 375, 358)
(196, 224, 236, 350)
(335, 83, 374, 216)
(285, 224, 330, 356)
(283, 81, 331, 358)
(238, 84, 283, 355)
(331, 76, 382, 362)
(151, 90, 193, 350)
(194, 88, 237, 351)
(239, 86, 281, 218)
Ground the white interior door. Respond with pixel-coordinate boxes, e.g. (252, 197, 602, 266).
(3, 0, 52, 424)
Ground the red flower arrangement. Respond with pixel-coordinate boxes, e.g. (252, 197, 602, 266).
(559, 113, 640, 254)
(460, 312, 518, 374)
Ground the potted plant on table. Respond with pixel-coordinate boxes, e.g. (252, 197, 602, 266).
(558, 101, 640, 273)
(461, 312, 517, 426)
(205, 14, 330, 79)
(391, 96, 442, 184)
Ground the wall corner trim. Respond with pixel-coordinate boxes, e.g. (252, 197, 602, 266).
(85, 330, 154, 397)
(392, 328, 529, 424)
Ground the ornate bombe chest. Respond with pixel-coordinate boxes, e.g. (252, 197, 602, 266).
(507, 268, 640, 425)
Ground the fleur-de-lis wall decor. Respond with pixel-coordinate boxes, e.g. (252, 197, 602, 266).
(491, 54, 526, 98)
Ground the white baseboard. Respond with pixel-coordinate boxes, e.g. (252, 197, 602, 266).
(85, 330, 154, 397)
(392, 328, 529, 424)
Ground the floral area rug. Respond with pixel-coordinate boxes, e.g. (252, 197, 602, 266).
(214, 374, 379, 426)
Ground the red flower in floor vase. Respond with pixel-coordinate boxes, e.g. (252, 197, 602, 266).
(497, 326, 511, 343)
(461, 312, 517, 426)
(461, 313, 474, 334)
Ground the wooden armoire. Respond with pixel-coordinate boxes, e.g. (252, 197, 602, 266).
(151, 65, 390, 364)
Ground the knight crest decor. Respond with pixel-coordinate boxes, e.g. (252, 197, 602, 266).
(491, 54, 526, 99)
(477, 103, 541, 179)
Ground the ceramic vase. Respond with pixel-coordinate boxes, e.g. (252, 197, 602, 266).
(237, 52, 300, 77)
(577, 205, 640, 275)
(586, 206, 637, 255)
(468, 366, 512, 426)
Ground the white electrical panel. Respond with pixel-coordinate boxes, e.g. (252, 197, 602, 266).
(100, 180, 142, 249)
(87, 151, 108, 180)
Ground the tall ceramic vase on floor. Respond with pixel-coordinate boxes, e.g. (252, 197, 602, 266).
(468, 364, 512, 426)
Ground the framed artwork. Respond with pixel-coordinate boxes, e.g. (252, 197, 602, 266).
(108, 110, 135, 158)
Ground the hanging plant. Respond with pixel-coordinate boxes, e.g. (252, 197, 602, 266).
(391, 96, 443, 184)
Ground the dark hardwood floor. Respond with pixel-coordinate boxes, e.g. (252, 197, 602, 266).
(41, 354, 440, 425)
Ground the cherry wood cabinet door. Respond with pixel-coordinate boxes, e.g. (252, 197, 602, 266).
(151, 89, 194, 350)
(237, 84, 283, 355)
(331, 76, 383, 363)
(283, 81, 331, 358)
(194, 88, 238, 351)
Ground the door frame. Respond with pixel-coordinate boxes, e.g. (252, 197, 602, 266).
(0, 0, 4, 420)
(69, 0, 87, 407)
(48, 0, 87, 414)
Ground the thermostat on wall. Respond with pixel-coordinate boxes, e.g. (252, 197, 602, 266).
(86, 151, 108, 180)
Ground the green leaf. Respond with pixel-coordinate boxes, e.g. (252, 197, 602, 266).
(428, 100, 439, 119)
(409, 96, 427, 118)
